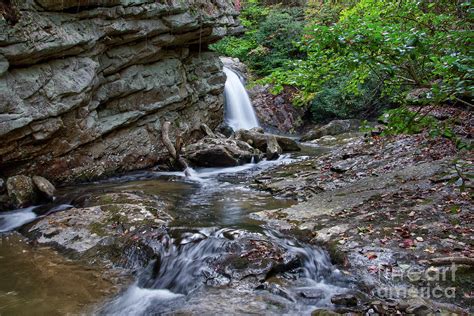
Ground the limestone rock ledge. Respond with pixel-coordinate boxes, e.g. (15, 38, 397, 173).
(0, 0, 240, 183)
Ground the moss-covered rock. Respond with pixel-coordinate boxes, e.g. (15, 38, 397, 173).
(26, 192, 172, 269)
(6, 175, 37, 208)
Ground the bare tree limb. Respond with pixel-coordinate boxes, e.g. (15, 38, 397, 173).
(454, 96, 474, 108)
(161, 121, 191, 176)
(162, 121, 177, 159)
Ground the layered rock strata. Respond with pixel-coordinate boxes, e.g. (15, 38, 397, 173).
(0, 0, 240, 183)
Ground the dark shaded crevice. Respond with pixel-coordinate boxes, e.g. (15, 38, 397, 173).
(0, 0, 19, 25)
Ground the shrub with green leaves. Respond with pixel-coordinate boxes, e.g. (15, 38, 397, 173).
(379, 108, 438, 135)
(213, 0, 472, 127)
(267, 0, 473, 107)
(210, 1, 305, 76)
(310, 74, 388, 122)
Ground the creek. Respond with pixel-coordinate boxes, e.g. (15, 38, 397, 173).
(0, 67, 351, 315)
(0, 152, 352, 315)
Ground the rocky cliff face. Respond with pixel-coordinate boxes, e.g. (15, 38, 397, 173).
(0, 0, 240, 183)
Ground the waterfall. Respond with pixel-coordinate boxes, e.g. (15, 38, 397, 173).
(223, 67, 259, 131)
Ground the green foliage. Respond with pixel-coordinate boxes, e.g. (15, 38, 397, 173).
(374, 107, 469, 150)
(310, 75, 387, 122)
(248, 8, 305, 75)
(267, 0, 473, 107)
(210, 1, 305, 76)
(239, 0, 271, 28)
(213, 0, 471, 128)
(210, 36, 257, 61)
(379, 108, 438, 135)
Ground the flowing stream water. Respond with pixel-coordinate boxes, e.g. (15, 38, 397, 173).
(0, 153, 349, 315)
(0, 70, 350, 315)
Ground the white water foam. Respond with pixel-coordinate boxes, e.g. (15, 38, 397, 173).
(0, 207, 38, 233)
(223, 67, 259, 131)
(99, 284, 182, 315)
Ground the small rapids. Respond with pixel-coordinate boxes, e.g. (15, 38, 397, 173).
(1, 153, 351, 315)
(98, 228, 347, 315)
(0, 207, 37, 233)
(95, 155, 349, 314)
(0, 204, 72, 233)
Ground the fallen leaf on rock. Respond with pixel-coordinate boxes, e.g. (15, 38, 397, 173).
(395, 227, 411, 238)
(424, 247, 436, 254)
(399, 239, 415, 248)
(365, 252, 378, 260)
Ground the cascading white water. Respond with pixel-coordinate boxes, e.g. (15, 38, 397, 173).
(0, 204, 72, 233)
(223, 67, 259, 131)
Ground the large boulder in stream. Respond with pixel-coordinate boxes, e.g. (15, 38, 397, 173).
(184, 137, 263, 167)
(32, 176, 56, 200)
(266, 135, 282, 160)
(236, 129, 301, 152)
(137, 227, 321, 294)
(301, 119, 361, 142)
(6, 175, 38, 208)
(26, 192, 173, 270)
(207, 230, 303, 288)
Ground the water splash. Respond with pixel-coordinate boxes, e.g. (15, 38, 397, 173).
(0, 207, 38, 233)
(98, 228, 348, 315)
(223, 67, 259, 131)
(0, 204, 73, 233)
(100, 284, 183, 316)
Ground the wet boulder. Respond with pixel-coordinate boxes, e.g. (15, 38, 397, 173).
(266, 135, 282, 160)
(331, 293, 358, 307)
(27, 192, 172, 269)
(6, 175, 38, 208)
(220, 57, 248, 78)
(236, 129, 300, 152)
(32, 176, 56, 200)
(216, 122, 234, 138)
(301, 120, 361, 142)
(185, 137, 263, 167)
(209, 230, 301, 288)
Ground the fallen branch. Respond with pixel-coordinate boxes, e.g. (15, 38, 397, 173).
(162, 121, 177, 159)
(200, 123, 215, 137)
(161, 121, 191, 176)
(454, 96, 474, 108)
(428, 257, 474, 266)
